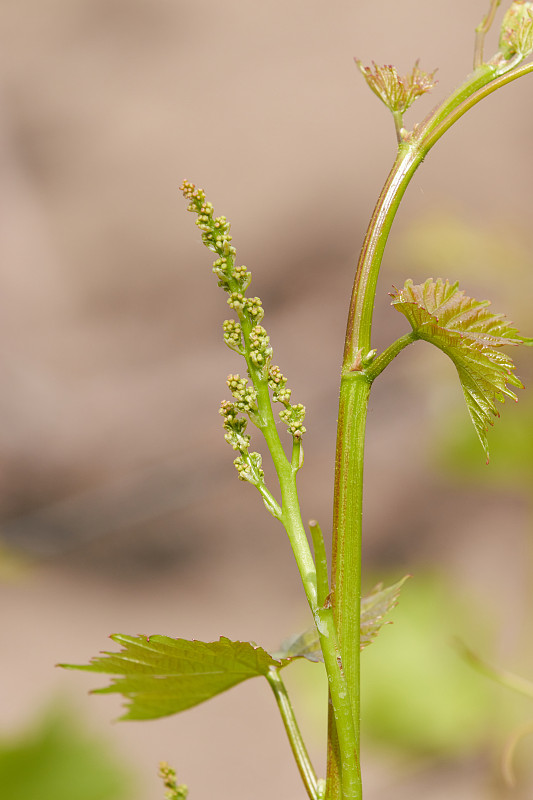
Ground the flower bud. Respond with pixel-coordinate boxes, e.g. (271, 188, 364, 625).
(355, 59, 437, 115)
(499, 1, 533, 61)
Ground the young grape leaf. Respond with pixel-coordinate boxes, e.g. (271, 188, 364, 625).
(60, 635, 290, 721)
(360, 575, 410, 648)
(277, 576, 409, 662)
(277, 628, 324, 663)
(391, 278, 525, 460)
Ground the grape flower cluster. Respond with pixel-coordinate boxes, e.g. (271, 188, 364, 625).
(180, 181, 306, 502)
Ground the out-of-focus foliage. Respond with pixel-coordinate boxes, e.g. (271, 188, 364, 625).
(0, 704, 134, 800)
(437, 397, 533, 486)
(0, 542, 29, 581)
(360, 575, 493, 755)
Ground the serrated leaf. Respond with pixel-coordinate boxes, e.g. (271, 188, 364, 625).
(60, 635, 290, 721)
(360, 576, 410, 648)
(277, 576, 409, 663)
(391, 278, 525, 460)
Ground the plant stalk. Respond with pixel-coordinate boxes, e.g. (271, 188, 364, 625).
(474, 0, 502, 68)
(327, 56, 533, 799)
(277, 462, 360, 798)
(266, 668, 320, 800)
(251, 337, 360, 797)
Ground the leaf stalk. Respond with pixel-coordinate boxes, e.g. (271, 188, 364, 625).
(266, 668, 320, 800)
(364, 333, 417, 383)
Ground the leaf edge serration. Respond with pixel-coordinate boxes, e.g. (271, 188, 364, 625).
(390, 277, 526, 461)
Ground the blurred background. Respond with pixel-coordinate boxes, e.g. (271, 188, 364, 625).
(0, 1, 532, 798)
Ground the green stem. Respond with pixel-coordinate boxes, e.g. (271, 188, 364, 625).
(238, 337, 318, 606)
(309, 520, 330, 608)
(392, 110, 404, 143)
(328, 55, 533, 800)
(327, 374, 369, 800)
(314, 605, 361, 799)
(247, 334, 359, 798)
(421, 61, 533, 151)
(474, 0, 502, 69)
(342, 143, 421, 366)
(276, 460, 360, 799)
(266, 668, 320, 800)
(365, 332, 416, 382)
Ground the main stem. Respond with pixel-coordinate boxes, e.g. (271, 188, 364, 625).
(252, 340, 361, 798)
(326, 144, 420, 800)
(326, 58, 533, 799)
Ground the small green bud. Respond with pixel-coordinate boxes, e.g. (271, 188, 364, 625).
(227, 373, 248, 396)
(219, 398, 238, 422)
(362, 348, 377, 366)
(223, 319, 244, 353)
(212, 257, 232, 286)
(499, 1, 533, 61)
(249, 325, 273, 375)
(180, 179, 204, 207)
(279, 403, 306, 439)
(268, 365, 292, 404)
(233, 264, 252, 290)
(220, 399, 251, 450)
(199, 201, 214, 217)
(158, 762, 188, 800)
(244, 296, 265, 324)
(227, 291, 245, 313)
(226, 374, 258, 415)
(268, 364, 286, 388)
(213, 214, 230, 233)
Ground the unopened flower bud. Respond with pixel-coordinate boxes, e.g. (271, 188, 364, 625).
(499, 1, 533, 61)
(355, 59, 437, 115)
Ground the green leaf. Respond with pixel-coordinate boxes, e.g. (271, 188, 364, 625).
(277, 628, 324, 663)
(360, 576, 410, 649)
(278, 576, 409, 662)
(361, 574, 493, 755)
(391, 278, 525, 460)
(60, 635, 290, 721)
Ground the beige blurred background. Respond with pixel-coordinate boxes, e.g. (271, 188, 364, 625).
(0, 1, 532, 798)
